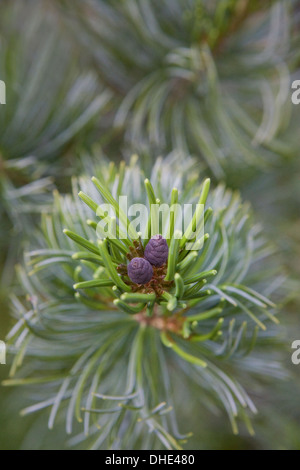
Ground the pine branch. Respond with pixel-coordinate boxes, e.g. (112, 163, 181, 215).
(4, 155, 287, 449)
(0, 1, 112, 289)
(53, 0, 296, 177)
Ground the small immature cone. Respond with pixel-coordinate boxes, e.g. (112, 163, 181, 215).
(127, 257, 153, 285)
(144, 234, 169, 267)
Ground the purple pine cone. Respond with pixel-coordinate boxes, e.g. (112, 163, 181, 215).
(144, 234, 169, 267)
(127, 257, 153, 285)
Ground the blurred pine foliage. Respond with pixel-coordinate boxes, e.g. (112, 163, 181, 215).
(0, 1, 111, 294)
(54, 0, 297, 177)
